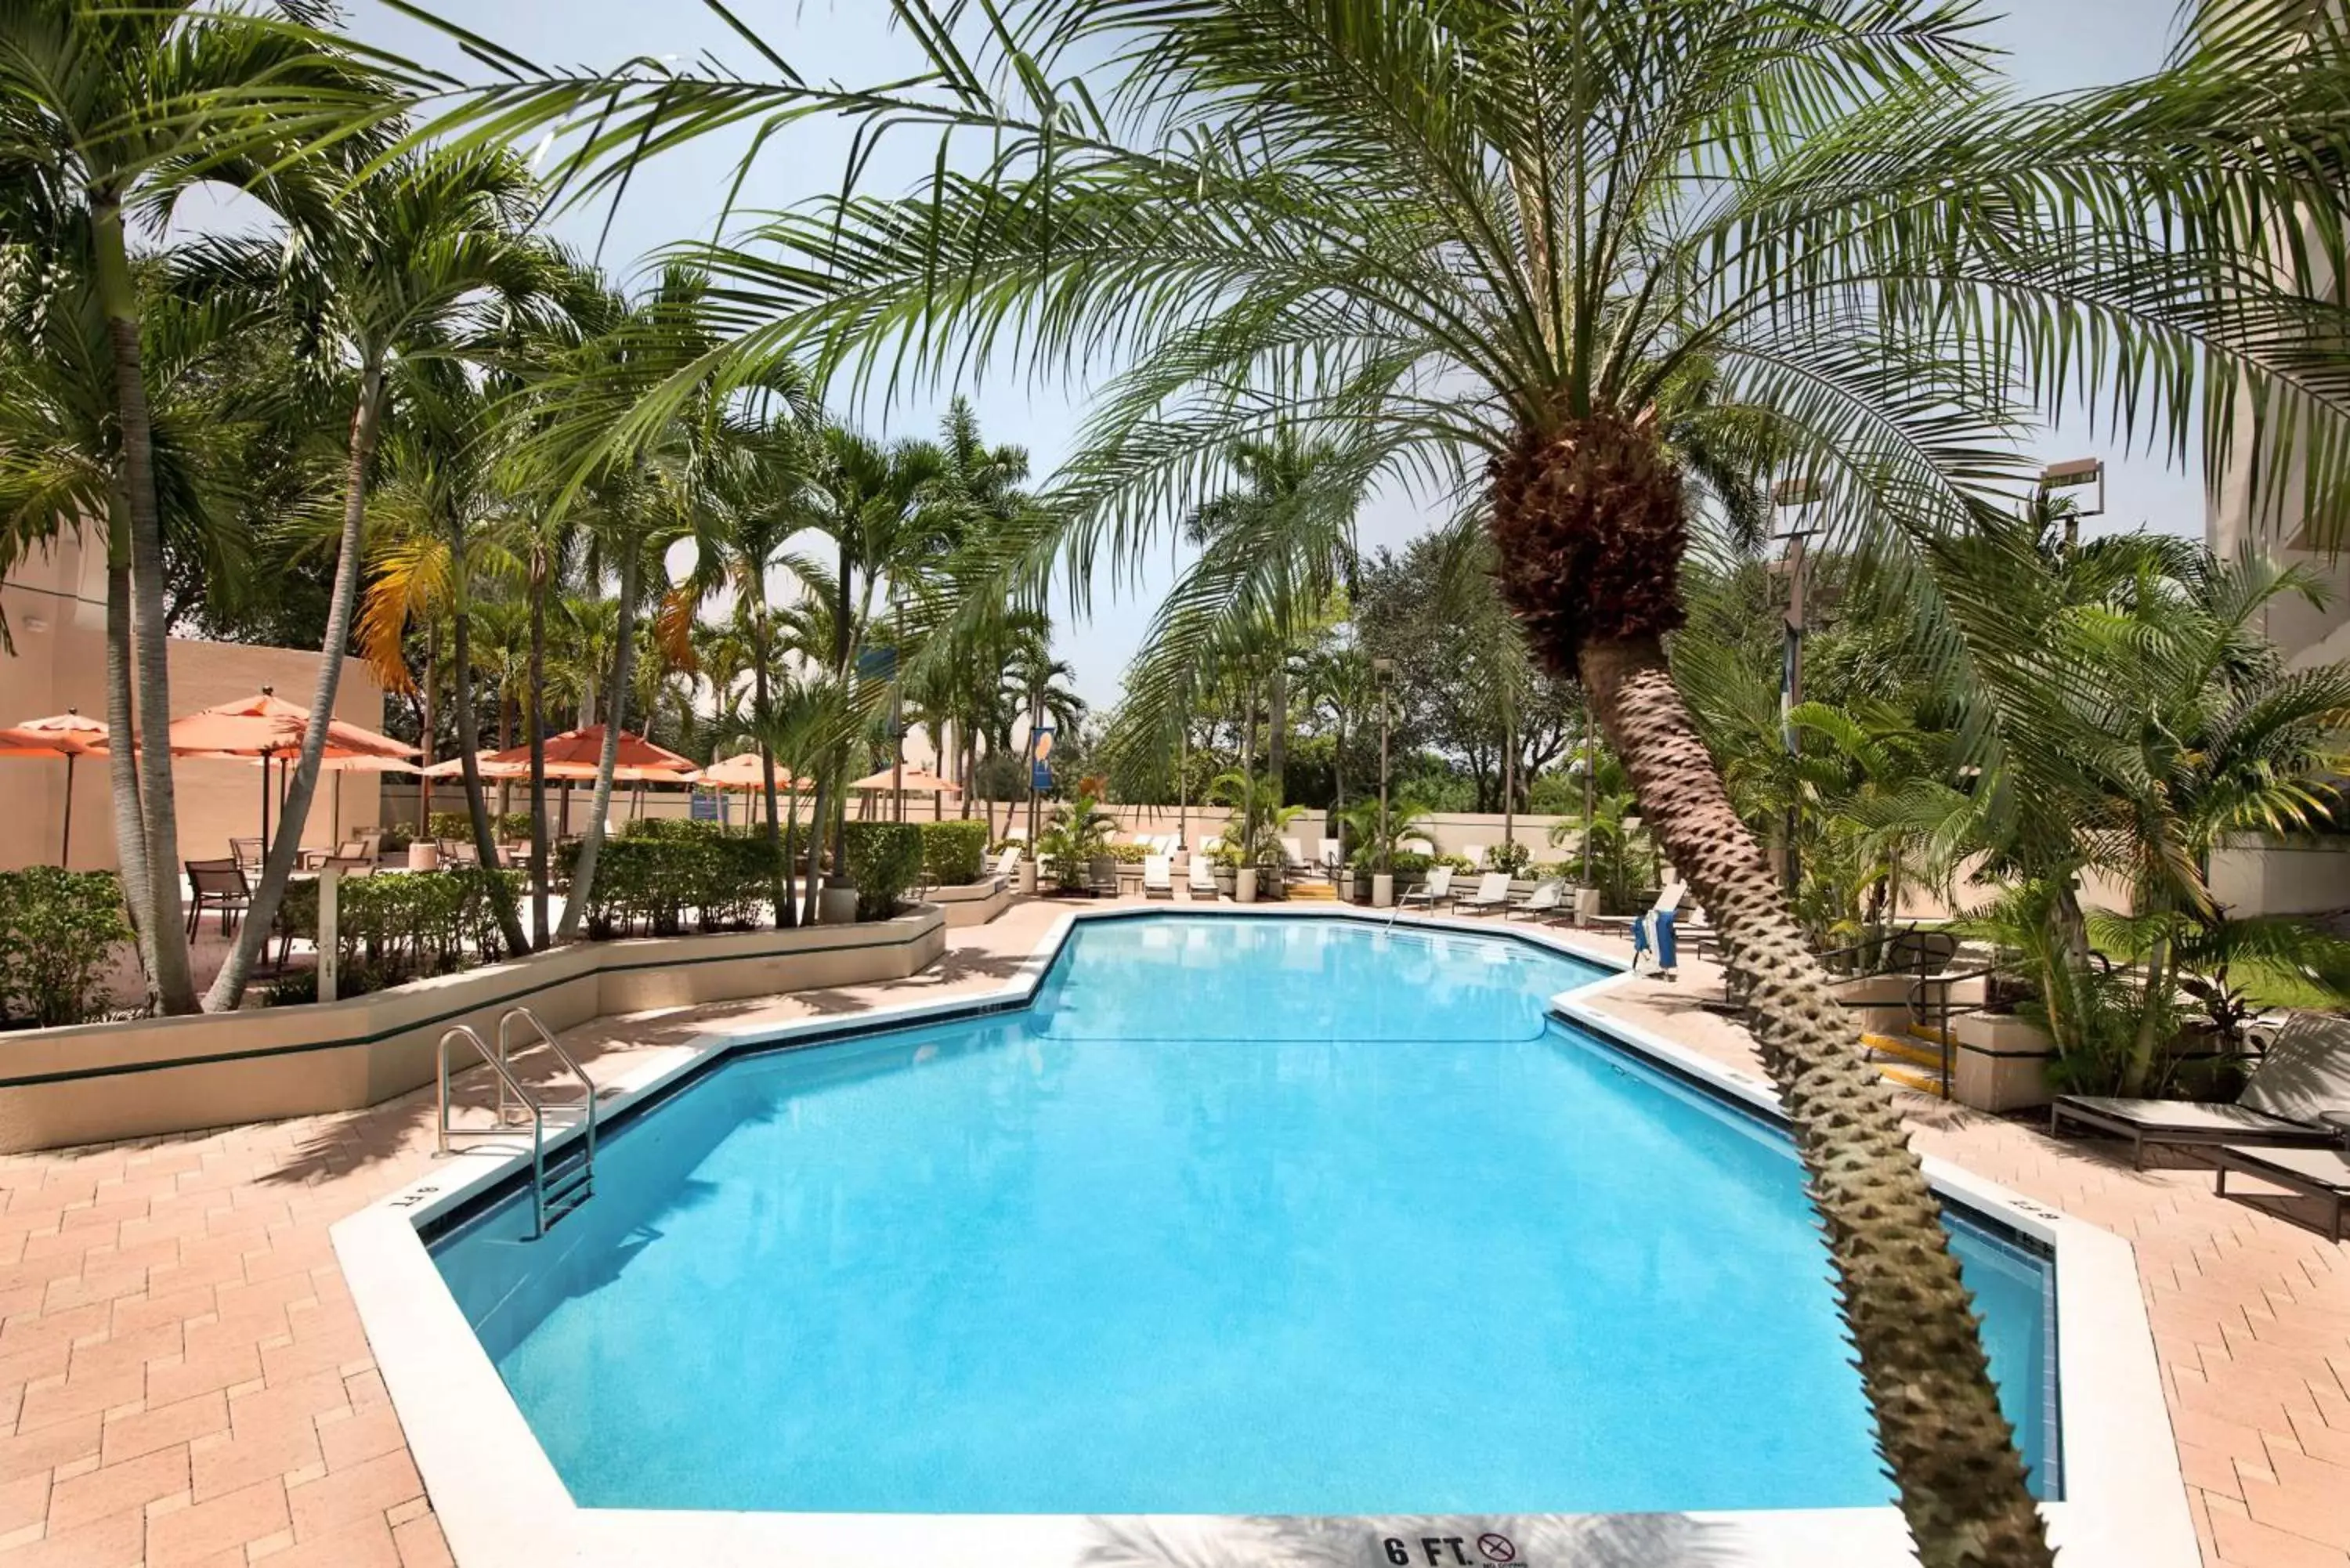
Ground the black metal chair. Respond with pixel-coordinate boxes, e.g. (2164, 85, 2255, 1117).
(185, 859, 251, 939)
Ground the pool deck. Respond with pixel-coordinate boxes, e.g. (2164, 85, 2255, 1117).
(0, 896, 2341, 1568)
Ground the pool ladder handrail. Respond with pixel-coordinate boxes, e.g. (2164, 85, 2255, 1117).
(433, 1007, 597, 1237)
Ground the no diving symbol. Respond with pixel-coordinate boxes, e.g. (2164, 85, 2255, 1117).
(1477, 1535, 1516, 1564)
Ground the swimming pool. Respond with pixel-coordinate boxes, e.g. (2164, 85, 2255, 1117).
(428, 914, 2056, 1517)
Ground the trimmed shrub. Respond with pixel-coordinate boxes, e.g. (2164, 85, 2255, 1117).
(556, 827, 780, 938)
(842, 822, 923, 921)
(427, 809, 537, 844)
(1488, 840, 1534, 876)
(277, 868, 525, 989)
(0, 869, 131, 1027)
(918, 820, 988, 885)
(1104, 842, 1151, 864)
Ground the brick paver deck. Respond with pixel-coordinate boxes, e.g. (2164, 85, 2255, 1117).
(0, 900, 2341, 1566)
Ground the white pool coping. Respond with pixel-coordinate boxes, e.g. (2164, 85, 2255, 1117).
(333, 905, 2196, 1568)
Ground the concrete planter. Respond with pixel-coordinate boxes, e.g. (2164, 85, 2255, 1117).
(1572, 886, 1602, 925)
(1372, 873, 1394, 909)
(925, 877, 1013, 927)
(1951, 1013, 2059, 1113)
(1235, 867, 1258, 904)
(1016, 860, 1038, 894)
(817, 885, 861, 924)
(0, 906, 948, 1154)
(406, 841, 439, 872)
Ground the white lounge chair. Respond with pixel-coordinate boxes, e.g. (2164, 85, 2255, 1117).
(1401, 836, 1435, 857)
(992, 846, 1021, 879)
(1188, 854, 1218, 899)
(1460, 843, 1485, 870)
(1317, 836, 1343, 877)
(1282, 836, 1308, 871)
(1398, 865, 1454, 909)
(1141, 854, 1175, 898)
(1506, 878, 1567, 921)
(1457, 872, 1513, 914)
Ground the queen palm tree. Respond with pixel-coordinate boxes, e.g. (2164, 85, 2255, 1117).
(184, 144, 557, 1006)
(0, 0, 385, 1010)
(404, 2, 2350, 1555)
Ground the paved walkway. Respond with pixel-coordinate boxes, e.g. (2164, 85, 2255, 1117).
(0, 901, 2341, 1567)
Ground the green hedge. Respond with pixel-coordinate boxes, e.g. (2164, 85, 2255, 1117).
(842, 822, 922, 920)
(0, 869, 130, 1027)
(559, 823, 782, 938)
(428, 809, 536, 843)
(918, 820, 988, 885)
(277, 868, 524, 992)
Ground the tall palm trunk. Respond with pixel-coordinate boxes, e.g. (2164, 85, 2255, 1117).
(527, 564, 551, 948)
(449, 541, 529, 959)
(94, 194, 196, 1013)
(801, 776, 826, 925)
(416, 621, 438, 832)
(754, 657, 793, 927)
(206, 366, 389, 1010)
(1489, 410, 2048, 1567)
(103, 495, 159, 1000)
(1266, 662, 1287, 808)
(556, 548, 639, 942)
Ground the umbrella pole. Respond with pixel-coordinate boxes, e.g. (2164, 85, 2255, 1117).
(60, 754, 74, 867)
(261, 756, 273, 860)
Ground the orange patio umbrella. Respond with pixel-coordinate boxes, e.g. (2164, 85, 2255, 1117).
(170, 688, 414, 858)
(467, 726, 698, 834)
(697, 750, 804, 831)
(6, 710, 108, 865)
(847, 766, 962, 794)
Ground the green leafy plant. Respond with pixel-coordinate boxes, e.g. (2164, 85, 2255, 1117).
(1036, 793, 1118, 891)
(917, 820, 989, 884)
(1487, 840, 1533, 876)
(1337, 797, 1430, 873)
(277, 869, 526, 988)
(0, 870, 132, 1028)
(841, 822, 924, 919)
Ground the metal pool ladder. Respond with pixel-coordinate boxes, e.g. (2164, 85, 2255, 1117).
(436, 1006, 598, 1237)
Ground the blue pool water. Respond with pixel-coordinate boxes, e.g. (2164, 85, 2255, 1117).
(431, 915, 2057, 1515)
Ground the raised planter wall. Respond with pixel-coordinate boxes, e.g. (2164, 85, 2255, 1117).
(925, 876, 1013, 927)
(1950, 1013, 2058, 1113)
(0, 906, 947, 1154)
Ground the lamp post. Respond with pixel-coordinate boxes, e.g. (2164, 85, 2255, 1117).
(1770, 476, 1823, 901)
(2039, 457, 2106, 553)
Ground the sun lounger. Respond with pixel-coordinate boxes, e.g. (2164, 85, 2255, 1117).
(1188, 854, 1218, 899)
(1282, 837, 1308, 872)
(1456, 872, 1513, 914)
(1142, 855, 1174, 898)
(1459, 844, 1484, 870)
(2213, 1141, 2350, 1242)
(1397, 865, 1453, 909)
(2217, 1135, 2350, 1241)
(1506, 879, 1566, 921)
(2050, 1013, 2350, 1169)
(992, 846, 1021, 879)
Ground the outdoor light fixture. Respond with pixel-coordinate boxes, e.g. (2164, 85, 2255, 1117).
(2039, 456, 2106, 518)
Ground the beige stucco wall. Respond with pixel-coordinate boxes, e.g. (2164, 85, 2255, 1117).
(1, 528, 386, 871)
(0, 905, 947, 1154)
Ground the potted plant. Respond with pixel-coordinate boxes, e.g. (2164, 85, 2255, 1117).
(1338, 797, 1431, 910)
(1036, 792, 1118, 898)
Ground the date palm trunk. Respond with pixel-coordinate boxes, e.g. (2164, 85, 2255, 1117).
(1494, 412, 2049, 1568)
(206, 364, 388, 1010)
(416, 620, 437, 833)
(449, 540, 530, 959)
(754, 657, 794, 927)
(95, 194, 196, 1013)
(555, 548, 638, 942)
(527, 562, 551, 947)
(103, 494, 159, 1000)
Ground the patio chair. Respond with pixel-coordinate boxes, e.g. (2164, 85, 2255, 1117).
(1401, 836, 1436, 857)
(1505, 879, 1567, 922)
(992, 846, 1022, 880)
(1398, 865, 1454, 910)
(2050, 1012, 2350, 1169)
(185, 858, 251, 939)
(229, 836, 266, 879)
(1629, 881, 1688, 974)
(1086, 856, 1120, 898)
(1456, 871, 1514, 914)
(317, 854, 374, 877)
(1282, 837, 1309, 873)
(1142, 855, 1175, 899)
(1188, 854, 1219, 900)
(1459, 843, 1484, 870)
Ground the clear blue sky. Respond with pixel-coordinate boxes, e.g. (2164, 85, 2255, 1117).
(342, 0, 2209, 705)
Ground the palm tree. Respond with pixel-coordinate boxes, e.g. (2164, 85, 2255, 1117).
(0, 0, 381, 1010)
(185, 145, 556, 1006)
(392, 2, 2350, 1552)
(407, 4, 2350, 1554)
